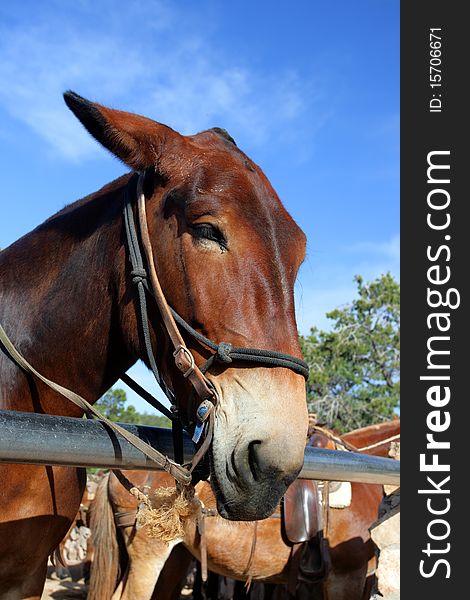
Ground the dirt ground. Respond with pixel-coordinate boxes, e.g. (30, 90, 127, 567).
(41, 565, 87, 600)
(40, 564, 194, 600)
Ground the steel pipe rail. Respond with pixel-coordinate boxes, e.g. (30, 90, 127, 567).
(300, 445, 399, 485)
(0, 409, 195, 470)
(0, 410, 399, 485)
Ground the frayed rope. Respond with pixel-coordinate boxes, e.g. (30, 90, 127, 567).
(129, 484, 200, 543)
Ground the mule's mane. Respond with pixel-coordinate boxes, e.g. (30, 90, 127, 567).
(42, 174, 130, 229)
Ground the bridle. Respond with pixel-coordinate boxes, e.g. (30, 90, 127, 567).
(122, 171, 309, 478)
(0, 171, 309, 488)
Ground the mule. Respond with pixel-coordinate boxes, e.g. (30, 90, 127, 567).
(0, 92, 309, 599)
(87, 421, 399, 600)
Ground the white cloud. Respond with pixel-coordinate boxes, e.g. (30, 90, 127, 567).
(347, 234, 400, 273)
(0, 22, 148, 159)
(0, 4, 315, 161)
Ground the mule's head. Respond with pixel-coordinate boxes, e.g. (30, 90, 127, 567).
(65, 91, 308, 520)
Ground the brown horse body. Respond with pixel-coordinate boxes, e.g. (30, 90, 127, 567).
(341, 419, 400, 457)
(0, 93, 308, 598)
(88, 420, 399, 600)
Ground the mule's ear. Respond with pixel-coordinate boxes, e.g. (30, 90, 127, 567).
(63, 91, 180, 171)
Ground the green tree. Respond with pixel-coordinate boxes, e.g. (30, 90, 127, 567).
(95, 388, 127, 421)
(300, 273, 399, 432)
(88, 388, 171, 475)
(95, 388, 171, 427)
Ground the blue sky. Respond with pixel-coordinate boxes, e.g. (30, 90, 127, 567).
(0, 0, 399, 414)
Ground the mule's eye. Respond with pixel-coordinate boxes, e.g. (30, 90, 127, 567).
(190, 223, 227, 250)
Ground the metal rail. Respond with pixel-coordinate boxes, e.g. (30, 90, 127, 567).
(0, 410, 399, 486)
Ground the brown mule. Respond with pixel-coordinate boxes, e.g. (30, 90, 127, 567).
(87, 420, 399, 600)
(0, 92, 309, 598)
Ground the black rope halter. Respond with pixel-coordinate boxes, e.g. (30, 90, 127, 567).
(169, 309, 309, 378)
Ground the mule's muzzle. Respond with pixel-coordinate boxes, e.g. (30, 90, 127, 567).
(214, 471, 298, 521)
(209, 445, 302, 521)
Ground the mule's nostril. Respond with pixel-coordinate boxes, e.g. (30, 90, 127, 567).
(225, 461, 236, 485)
(244, 436, 304, 484)
(229, 450, 240, 483)
(248, 440, 262, 481)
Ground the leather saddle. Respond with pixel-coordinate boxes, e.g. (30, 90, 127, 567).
(283, 479, 320, 544)
(281, 429, 336, 595)
(282, 479, 330, 594)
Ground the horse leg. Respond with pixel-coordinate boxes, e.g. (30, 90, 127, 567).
(0, 562, 47, 600)
(323, 566, 370, 600)
(117, 532, 181, 600)
(0, 465, 85, 600)
(151, 544, 194, 600)
(363, 572, 376, 600)
(263, 583, 291, 600)
(233, 579, 250, 599)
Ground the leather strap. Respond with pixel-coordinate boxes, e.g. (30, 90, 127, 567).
(197, 506, 209, 582)
(114, 510, 138, 528)
(242, 521, 258, 578)
(136, 176, 217, 405)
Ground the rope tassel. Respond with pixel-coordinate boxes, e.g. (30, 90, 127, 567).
(130, 484, 199, 543)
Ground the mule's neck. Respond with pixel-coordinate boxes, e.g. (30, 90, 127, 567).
(0, 174, 144, 415)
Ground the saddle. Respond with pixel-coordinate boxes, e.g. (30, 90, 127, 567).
(282, 479, 330, 596)
(281, 426, 340, 596)
(283, 478, 320, 543)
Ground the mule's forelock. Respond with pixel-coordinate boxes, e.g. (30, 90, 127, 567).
(63, 91, 181, 172)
